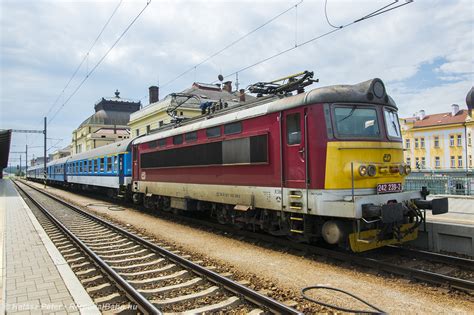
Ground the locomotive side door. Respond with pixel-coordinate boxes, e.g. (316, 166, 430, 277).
(282, 108, 308, 189)
(132, 145, 139, 181)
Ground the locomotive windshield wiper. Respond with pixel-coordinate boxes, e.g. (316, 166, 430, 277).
(338, 105, 357, 123)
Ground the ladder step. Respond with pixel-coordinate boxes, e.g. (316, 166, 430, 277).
(289, 194, 302, 199)
(290, 206, 302, 210)
(290, 229, 304, 234)
(290, 217, 303, 221)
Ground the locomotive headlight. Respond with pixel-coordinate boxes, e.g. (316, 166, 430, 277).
(373, 80, 385, 98)
(359, 165, 368, 176)
(404, 165, 412, 175)
(367, 165, 377, 176)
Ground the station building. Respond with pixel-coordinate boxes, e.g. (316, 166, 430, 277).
(129, 82, 249, 137)
(401, 87, 474, 172)
(71, 90, 140, 154)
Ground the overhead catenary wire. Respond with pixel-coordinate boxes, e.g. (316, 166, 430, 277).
(216, 0, 413, 82)
(159, 0, 304, 90)
(28, 0, 123, 147)
(44, 0, 124, 120)
(49, 0, 152, 124)
(324, 0, 343, 29)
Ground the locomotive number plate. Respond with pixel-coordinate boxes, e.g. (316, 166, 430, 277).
(377, 182, 402, 194)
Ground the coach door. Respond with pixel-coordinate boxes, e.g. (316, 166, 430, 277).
(282, 108, 308, 189)
(118, 154, 125, 186)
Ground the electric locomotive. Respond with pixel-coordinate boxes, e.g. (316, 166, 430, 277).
(131, 72, 448, 252)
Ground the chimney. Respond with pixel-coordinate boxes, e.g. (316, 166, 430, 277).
(417, 110, 425, 120)
(223, 81, 232, 93)
(239, 89, 246, 102)
(451, 104, 460, 116)
(149, 86, 159, 104)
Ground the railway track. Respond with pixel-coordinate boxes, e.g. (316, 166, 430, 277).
(14, 180, 302, 314)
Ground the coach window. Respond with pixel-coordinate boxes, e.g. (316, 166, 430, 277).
(94, 159, 98, 173)
(286, 113, 301, 145)
(224, 122, 242, 135)
(173, 134, 183, 145)
(107, 157, 113, 172)
(113, 156, 118, 172)
(206, 126, 221, 138)
(89, 160, 93, 173)
(185, 131, 197, 142)
(100, 158, 105, 172)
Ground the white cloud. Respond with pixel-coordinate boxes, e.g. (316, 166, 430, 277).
(1, 0, 473, 160)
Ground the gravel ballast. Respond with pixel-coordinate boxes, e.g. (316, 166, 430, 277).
(27, 182, 474, 313)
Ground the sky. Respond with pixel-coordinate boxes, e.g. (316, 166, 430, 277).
(1, 0, 473, 166)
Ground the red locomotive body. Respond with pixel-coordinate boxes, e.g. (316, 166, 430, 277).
(131, 78, 448, 252)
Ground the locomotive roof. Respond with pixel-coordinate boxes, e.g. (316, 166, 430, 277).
(133, 78, 396, 145)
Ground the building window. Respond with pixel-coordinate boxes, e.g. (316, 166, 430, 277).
(415, 138, 419, 149)
(450, 156, 455, 168)
(435, 156, 440, 168)
(434, 136, 439, 148)
(450, 135, 454, 146)
(146, 125, 151, 134)
(415, 157, 420, 169)
(457, 135, 462, 146)
(468, 133, 472, 146)
(159, 121, 164, 127)
(421, 157, 425, 168)
(136, 129, 140, 137)
(405, 139, 410, 149)
(469, 155, 472, 167)
(420, 137, 425, 149)
(458, 156, 463, 168)
(406, 157, 411, 166)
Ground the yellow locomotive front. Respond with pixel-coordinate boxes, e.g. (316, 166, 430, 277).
(318, 79, 448, 252)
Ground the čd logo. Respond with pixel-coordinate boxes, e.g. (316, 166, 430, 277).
(383, 154, 391, 162)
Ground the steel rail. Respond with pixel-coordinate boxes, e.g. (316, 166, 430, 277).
(387, 246, 474, 270)
(17, 180, 302, 315)
(13, 181, 162, 315)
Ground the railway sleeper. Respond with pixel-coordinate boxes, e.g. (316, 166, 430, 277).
(118, 263, 177, 277)
(99, 248, 148, 259)
(166, 296, 242, 315)
(150, 285, 220, 306)
(128, 270, 189, 285)
(110, 258, 165, 270)
(104, 252, 155, 264)
(139, 277, 204, 295)
(93, 244, 140, 255)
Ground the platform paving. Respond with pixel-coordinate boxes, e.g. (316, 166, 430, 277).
(0, 179, 99, 314)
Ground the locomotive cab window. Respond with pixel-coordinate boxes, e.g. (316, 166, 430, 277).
(384, 108, 401, 139)
(158, 138, 167, 147)
(333, 105, 380, 138)
(286, 113, 301, 145)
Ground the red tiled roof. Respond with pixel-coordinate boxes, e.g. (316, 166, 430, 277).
(406, 110, 468, 128)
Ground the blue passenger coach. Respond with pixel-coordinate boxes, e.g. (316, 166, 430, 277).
(26, 139, 133, 197)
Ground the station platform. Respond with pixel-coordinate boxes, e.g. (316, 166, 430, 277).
(409, 195, 474, 257)
(0, 179, 99, 314)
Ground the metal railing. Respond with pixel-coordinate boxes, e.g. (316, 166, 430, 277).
(405, 175, 473, 195)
